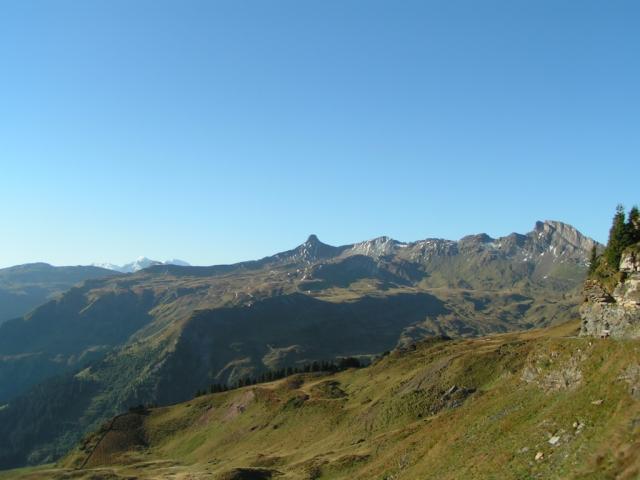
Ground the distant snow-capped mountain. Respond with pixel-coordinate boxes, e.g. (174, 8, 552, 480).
(92, 257, 190, 273)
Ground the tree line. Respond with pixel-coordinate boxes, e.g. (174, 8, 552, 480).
(193, 357, 363, 398)
(590, 204, 639, 275)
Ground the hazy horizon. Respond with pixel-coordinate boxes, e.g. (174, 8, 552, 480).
(0, 218, 607, 269)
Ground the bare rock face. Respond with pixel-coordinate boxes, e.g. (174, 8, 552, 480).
(533, 220, 598, 260)
(347, 236, 401, 259)
(580, 301, 640, 338)
(580, 250, 640, 338)
(613, 274, 640, 308)
(582, 280, 614, 304)
(521, 348, 584, 391)
(620, 250, 640, 274)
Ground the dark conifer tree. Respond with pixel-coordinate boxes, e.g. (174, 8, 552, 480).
(588, 245, 598, 274)
(605, 205, 627, 269)
(628, 206, 640, 243)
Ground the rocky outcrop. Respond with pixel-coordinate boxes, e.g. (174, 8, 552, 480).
(580, 249, 640, 338)
(620, 250, 640, 274)
(521, 348, 585, 392)
(582, 280, 614, 304)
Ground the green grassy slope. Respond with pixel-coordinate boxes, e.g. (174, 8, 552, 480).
(7, 320, 640, 480)
(0, 268, 583, 469)
(0, 263, 117, 324)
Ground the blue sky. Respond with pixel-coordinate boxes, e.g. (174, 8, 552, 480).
(1, 1, 638, 267)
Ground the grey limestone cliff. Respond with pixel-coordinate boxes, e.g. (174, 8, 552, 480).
(580, 248, 640, 338)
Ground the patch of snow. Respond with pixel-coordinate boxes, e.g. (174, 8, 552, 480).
(92, 258, 191, 273)
(92, 262, 121, 271)
(163, 258, 190, 267)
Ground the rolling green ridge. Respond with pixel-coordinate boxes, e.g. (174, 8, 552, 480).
(6, 320, 640, 479)
(0, 263, 117, 324)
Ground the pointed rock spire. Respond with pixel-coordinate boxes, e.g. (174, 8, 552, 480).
(306, 234, 320, 244)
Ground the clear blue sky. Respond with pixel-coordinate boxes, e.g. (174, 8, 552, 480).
(1, 1, 638, 268)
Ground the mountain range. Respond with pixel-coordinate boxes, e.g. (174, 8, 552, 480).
(92, 257, 191, 273)
(14, 220, 633, 480)
(0, 220, 599, 469)
(0, 259, 190, 325)
(0, 263, 117, 325)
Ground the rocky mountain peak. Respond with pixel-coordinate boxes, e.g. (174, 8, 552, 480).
(534, 220, 588, 244)
(286, 235, 342, 263)
(347, 236, 401, 258)
(305, 234, 321, 245)
(530, 220, 599, 260)
(458, 233, 494, 247)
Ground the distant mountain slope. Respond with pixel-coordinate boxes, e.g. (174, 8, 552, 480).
(0, 263, 117, 324)
(8, 320, 640, 480)
(0, 220, 600, 468)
